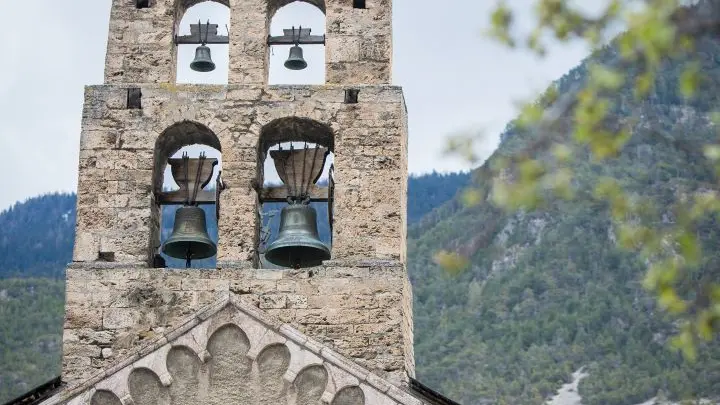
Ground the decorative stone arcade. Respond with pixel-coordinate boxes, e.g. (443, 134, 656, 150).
(61, 0, 415, 402)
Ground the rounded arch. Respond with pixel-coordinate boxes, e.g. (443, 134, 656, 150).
(128, 367, 168, 405)
(153, 120, 222, 193)
(166, 345, 203, 376)
(90, 390, 122, 405)
(259, 116, 334, 158)
(207, 323, 251, 356)
(332, 386, 365, 405)
(256, 343, 291, 375)
(175, 0, 231, 25)
(293, 364, 329, 402)
(268, 0, 326, 17)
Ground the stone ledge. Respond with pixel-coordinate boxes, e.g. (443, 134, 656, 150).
(66, 263, 406, 278)
(68, 261, 147, 269)
(86, 83, 405, 91)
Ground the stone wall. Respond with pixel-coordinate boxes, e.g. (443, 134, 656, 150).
(104, 0, 392, 85)
(62, 262, 414, 389)
(73, 84, 408, 266)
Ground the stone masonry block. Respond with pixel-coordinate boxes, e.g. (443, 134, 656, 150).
(63, 265, 413, 385)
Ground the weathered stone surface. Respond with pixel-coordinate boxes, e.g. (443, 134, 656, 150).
(104, 0, 391, 85)
(74, 84, 408, 265)
(47, 297, 425, 405)
(63, 0, 414, 401)
(62, 265, 413, 388)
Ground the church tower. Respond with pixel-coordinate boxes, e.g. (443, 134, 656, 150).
(50, 1, 427, 404)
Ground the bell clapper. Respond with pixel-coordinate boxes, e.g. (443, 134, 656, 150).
(185, 245, 192, 269)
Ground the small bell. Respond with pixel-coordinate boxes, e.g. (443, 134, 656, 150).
(190, 44, 216, 73)
(162, 206, 217, 265)
(265, 204, 330, 269)
(284, 45, 308, 71)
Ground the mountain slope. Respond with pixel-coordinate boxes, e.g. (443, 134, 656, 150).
(0, 193, 75, 279)
(0, 278, 64, 403)
(409, 4, 720, 405)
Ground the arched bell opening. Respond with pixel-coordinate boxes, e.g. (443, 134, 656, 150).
(152, 121, 222, 269)
(267, 1, 326, 85)
(174, 0, 231, 84)
(257, 117, 335, 269)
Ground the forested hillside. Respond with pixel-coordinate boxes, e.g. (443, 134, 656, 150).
(410, 3, 720, 405)
(0, 279, 64, 403)
(0, 193, 75, 279)
(0, 171, 468, 403)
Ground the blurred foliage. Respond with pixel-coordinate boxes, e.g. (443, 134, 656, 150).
(443, 0, 720, 359)
(416, 0, 720, 403)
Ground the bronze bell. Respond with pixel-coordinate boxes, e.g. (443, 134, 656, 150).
(162, 206, 217, 264)
(284, 45, 308, 71)
(190, 44, 216, 72)
(265, 204, 330, 268)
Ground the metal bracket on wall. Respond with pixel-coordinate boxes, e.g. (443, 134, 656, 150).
(175, 22, 229, 45)
(267, 28, 325, 45)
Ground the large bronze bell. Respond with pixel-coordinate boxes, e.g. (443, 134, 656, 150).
(265, 204, 330, 268)
(190, 44, 216, 72)
(284, 45, 308, 71)
(162, 206, 217, 264)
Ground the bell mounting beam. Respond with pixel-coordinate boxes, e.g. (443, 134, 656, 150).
(175, 22, 229, 45)
(156, 190, 217, 205)
(268, 28, 325, 46)
(260, 185, 329, 203)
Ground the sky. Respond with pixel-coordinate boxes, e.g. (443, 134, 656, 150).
(0, 0, 595, 211)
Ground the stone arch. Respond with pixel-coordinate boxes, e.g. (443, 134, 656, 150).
(257, 116, 334, 189)
(90, 390, 122, 405)
(256, 343, 292, 375)
(266, 0, 327, 85)
(206, 324, 254, 401)
(293, 364, 329, 404)
(166, 345, 203, 404)
(332, 386, 365, 405)
(175, 0, 231, 29)
(207, 323, 252, 359)
(153, 120, 222, 193)
(173, 0, 232, 84)
(128, 367, 169, 405)
(256, 116, 334, 265)
(258, 116, 334, 161)
(255, 343, 292, 401)
(151, 120, 222, 267)
(268, 0, 326, 18)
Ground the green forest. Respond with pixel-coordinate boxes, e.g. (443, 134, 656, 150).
(411, 7, 720, 405)
(0, 279, 64, 402)
(4, 3, 720, 404)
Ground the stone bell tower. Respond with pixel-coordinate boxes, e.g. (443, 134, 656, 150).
(61, 0, 413, 401)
